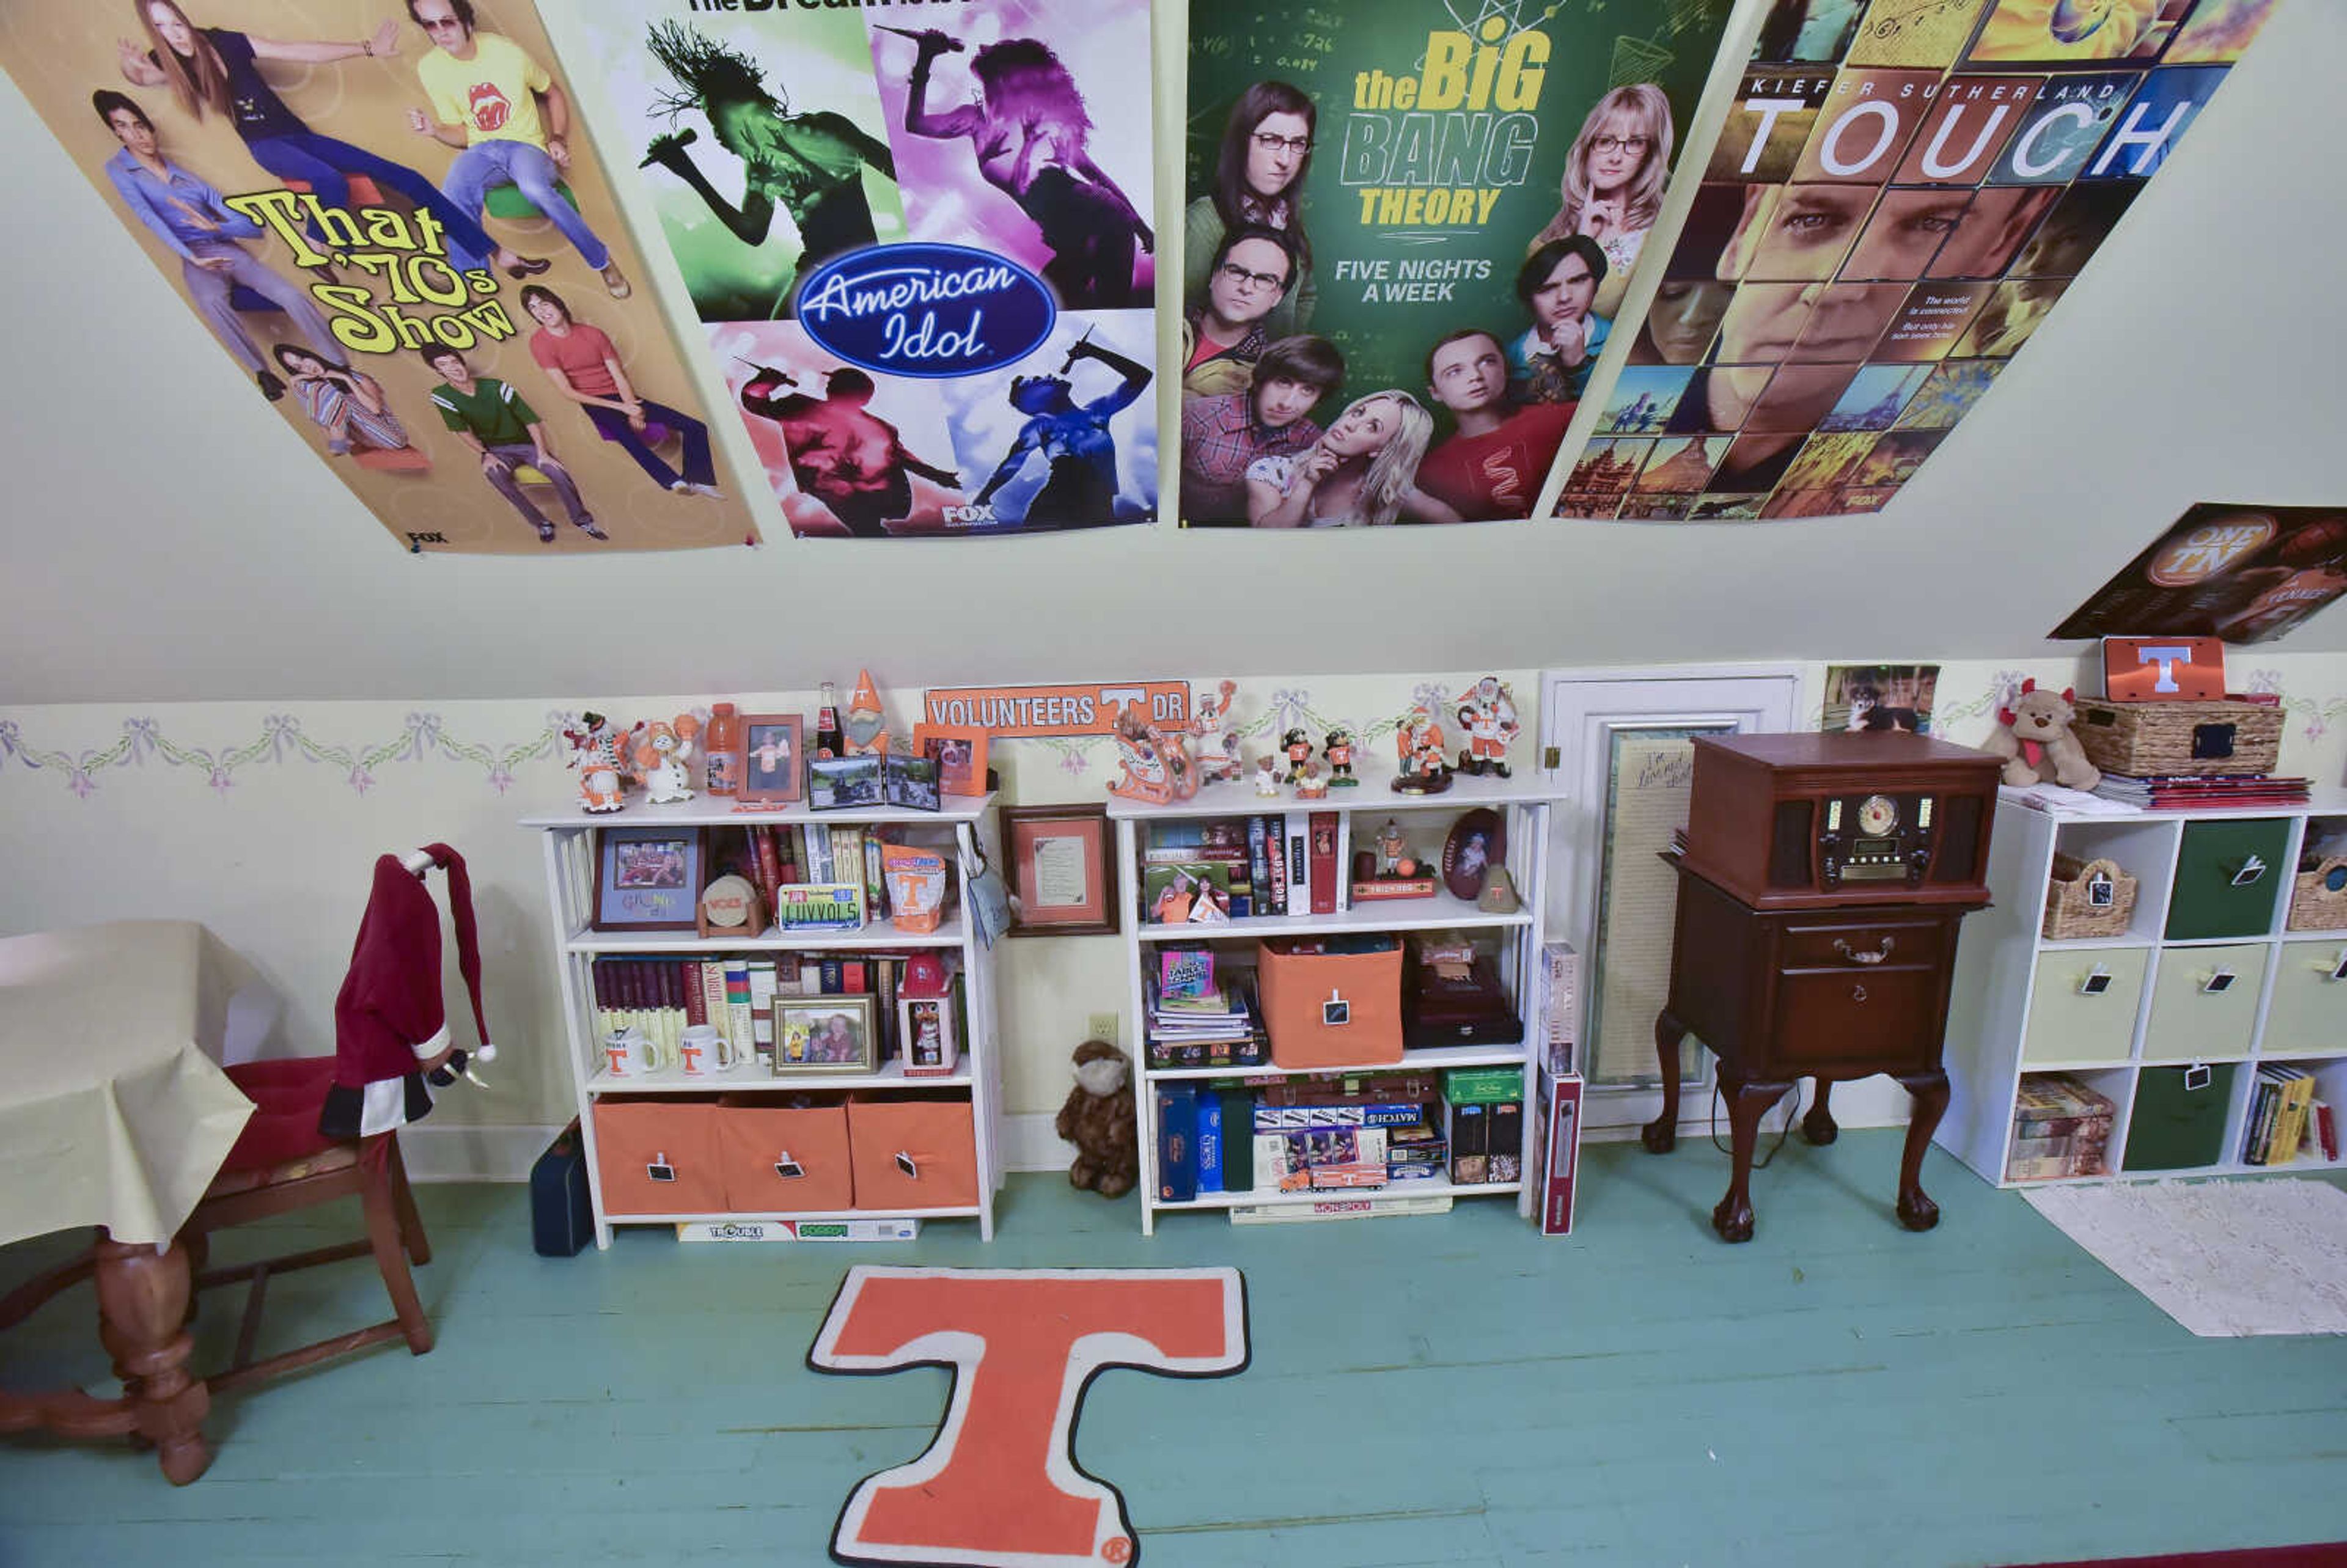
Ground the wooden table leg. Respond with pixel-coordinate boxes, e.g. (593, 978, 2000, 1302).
(1802, 1078, 1838, 1145)
(92, 1234, 210, 1484)
(1893, 1071, 1951, 1233)
(1713, 1071, 1791, 1244)
(1642, 1009, 1686, 1154)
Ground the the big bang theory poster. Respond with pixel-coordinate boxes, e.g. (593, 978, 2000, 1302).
(1559, 0, 2282, 524)
(0, 1, 758, 555)
(553, 0, 1159, 540)
(1178, 0, 1735, 527)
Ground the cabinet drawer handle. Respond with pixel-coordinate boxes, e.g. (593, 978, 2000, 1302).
(2228, 855, 2268, 888)
(1834, 936, 1895, 965)
(1851, 983, 1868, 1004)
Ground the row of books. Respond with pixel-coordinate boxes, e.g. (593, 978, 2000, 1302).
(590, 952, 909, 1071)
(711, 821, 895, 926)
(2092, 773, 2313, 810)
(2241, 1067, 2338, 1166)
(1153, 1067, 1526, 1203)
(1142, 814, 1339, 924)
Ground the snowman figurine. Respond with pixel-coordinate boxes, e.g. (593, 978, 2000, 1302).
(632, 717, 699, 805)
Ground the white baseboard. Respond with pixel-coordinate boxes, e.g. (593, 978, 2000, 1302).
(1004, 1111, 1071, 1174)
(399, 1122, 564, 1183)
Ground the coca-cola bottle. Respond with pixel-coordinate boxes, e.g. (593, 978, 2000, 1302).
(815, 681, 843, 760)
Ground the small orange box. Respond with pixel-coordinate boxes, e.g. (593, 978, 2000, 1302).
(1257, 939, 1404, 1069)
(715, 1101, 854, 1212)
(592, 1099, 724, 1215)
(847, 1096, 979, 1211)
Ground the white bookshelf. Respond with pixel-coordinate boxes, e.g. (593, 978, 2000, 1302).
(1109, 770, 1566, 1234)
(1938, 789, 2347, 1187)
(525, 793, 1005, 1246)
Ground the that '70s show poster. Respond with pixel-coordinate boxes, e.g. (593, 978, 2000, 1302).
(1561, 0, 2282, 524)
(0, 0, 760, 555)
(1179, 0, 1735, 527)
(553, 0, 1158, 539)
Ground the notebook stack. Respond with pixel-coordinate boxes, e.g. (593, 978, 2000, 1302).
(1144, 975, 1267, 1069)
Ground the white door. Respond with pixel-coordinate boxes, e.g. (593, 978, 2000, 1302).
(1542, 666, 1801, 1129)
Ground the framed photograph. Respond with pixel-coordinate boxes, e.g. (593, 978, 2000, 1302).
(736, 714, 803, 805)
(809, 755, 884, 811)
(592, 826, 704, 931)
(898, 991, 961, 1077)
(773, 994, 878, 1075)
(913, 724, 990, 797)
(1002, 804, 1118, 937)
(886, 752, 943, 812)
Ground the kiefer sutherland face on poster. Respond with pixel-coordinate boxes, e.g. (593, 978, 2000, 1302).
(1178, 0, 1739, 526)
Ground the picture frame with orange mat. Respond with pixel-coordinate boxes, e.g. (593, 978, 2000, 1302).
(914, 724, 990, 796)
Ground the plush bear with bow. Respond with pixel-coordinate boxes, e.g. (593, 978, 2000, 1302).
(1985, 681, 2101, 791)
(1056, 1039, 1137, 1200)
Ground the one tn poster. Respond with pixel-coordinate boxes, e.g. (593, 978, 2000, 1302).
(554, 0, 1159, 539)
(1562, 0, 2282, 524)
(0, 0, 759, 554)
(1178, 0, 1735, 526)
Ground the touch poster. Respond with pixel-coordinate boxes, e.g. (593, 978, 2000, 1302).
(1178, 0, 1735, 526)
(0, 1, 759, 555)
(1557, 0, 2282, 523)
(553, 0, 1159, 539)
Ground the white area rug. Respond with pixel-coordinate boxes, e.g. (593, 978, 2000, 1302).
(2023, 1179, 2347, 1336)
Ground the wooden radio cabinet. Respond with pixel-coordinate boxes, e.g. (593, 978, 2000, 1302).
(1647, 733, 2001, 1242)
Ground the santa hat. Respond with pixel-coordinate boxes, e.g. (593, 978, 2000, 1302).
(321, 843, 496, 1140)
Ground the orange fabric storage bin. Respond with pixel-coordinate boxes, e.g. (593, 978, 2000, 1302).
(1258, 937, 1404, 1069)
(715, 1100, 854, 1213)
(592, 1098, 724, 1215)
(847, 1094, 979, 1211)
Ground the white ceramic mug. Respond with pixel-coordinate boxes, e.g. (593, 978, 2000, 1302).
(677, 1024, 738, 1075)
(601, 1026, 658, 1079)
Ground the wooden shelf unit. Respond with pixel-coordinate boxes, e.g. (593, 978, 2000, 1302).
(524, 794, 1005, 1247)
(1109, 773, 1565, 1234)
(1939, 790, 2347, 1187)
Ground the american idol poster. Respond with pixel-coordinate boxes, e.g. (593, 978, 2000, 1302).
(555, 0, 1158, 538)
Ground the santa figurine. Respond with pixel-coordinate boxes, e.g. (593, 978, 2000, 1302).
(320, 844, 496, 1139)
(1455, 675, 1520, 777)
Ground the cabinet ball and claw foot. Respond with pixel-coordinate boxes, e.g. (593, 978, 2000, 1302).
(1644, 734, 1999, 1243)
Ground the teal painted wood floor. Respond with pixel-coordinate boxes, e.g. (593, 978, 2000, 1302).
(6, 1130, 2346, 1567)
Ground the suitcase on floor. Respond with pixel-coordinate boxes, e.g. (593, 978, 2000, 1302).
(531, 1118, 595, 1257)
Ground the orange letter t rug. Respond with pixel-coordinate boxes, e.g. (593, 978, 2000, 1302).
(809, 1266, 1251, 1567)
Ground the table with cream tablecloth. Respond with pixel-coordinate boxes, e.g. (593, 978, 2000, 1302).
(0, 920, 260, 1482)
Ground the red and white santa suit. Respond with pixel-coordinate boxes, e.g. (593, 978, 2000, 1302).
(320, 843, 496, 1139)
(1458, 682, 1518, 763)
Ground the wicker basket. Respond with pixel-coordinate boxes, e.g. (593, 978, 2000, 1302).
(2043, 854, 2137, 940)
(2287, 855, 2347, 932)
(2070, 696, 2283, 778)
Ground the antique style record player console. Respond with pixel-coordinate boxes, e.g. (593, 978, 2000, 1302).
(1647, 733, 2001, 1241)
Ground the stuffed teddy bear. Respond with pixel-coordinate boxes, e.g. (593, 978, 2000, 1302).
(1985, 681, 2101, 791)
(1055, 1039, 1137, 1200)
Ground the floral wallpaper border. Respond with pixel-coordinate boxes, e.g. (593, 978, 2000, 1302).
(5, 669, 2343, 800)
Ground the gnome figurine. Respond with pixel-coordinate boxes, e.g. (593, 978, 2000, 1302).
(844, 669, 890, 756)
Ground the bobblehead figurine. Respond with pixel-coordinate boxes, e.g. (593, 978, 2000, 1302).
(1254, 755, 1282, 796)
(1281, 726, 1314, 784)
(1321, 726, 1359, 786)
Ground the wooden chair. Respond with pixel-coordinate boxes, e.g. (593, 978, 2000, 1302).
(181, 1057, 433, 1393)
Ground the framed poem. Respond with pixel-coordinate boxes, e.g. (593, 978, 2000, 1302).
(1001, 804, 1118, 937)
(774, 994, 879, 1074)
(736, 714, 803, 805)
(914, 724, 990, 797)
(592, 825, 705, 931)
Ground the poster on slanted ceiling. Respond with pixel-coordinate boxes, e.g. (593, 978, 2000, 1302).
(1553, 0, 2283, 525)
(546, 0, 1160, 541)
(1177, 0, 1737, 528)
(0, 0, 760, 555)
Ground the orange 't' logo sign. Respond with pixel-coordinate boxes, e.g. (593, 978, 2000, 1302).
(810, 1266, 1249, 1566)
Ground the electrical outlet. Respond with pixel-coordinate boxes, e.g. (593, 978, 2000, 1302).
(1087, 1012, 1120, 1047)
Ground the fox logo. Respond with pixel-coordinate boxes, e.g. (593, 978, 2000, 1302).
(467, 81, 512, 134)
